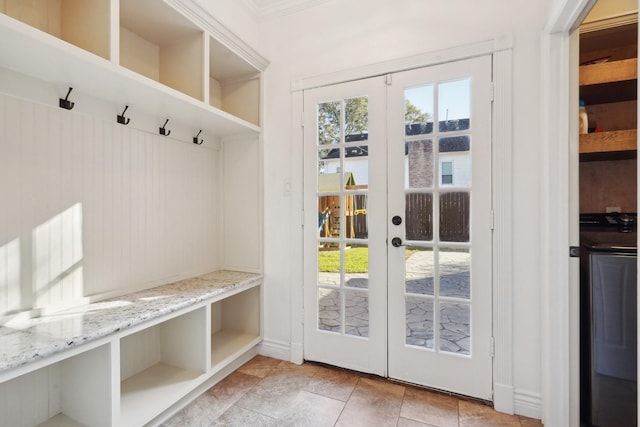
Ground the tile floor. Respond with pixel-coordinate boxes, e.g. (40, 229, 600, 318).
(163, 355, 544, 427)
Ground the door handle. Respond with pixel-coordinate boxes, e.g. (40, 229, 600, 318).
(391, 237, 404, 247)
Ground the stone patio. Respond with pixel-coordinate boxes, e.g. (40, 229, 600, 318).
(317, 250, 471, 355)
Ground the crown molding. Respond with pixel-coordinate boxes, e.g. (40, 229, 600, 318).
(168, 0, 270, 72)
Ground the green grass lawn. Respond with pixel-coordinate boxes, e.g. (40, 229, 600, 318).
(318, 246, 425, 272)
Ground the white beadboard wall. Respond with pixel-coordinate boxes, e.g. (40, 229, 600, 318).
(0, 92, 221, 317)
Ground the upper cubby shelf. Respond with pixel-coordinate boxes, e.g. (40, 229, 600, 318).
(0, 0, 266, 139)
(120, 0, 204, 102)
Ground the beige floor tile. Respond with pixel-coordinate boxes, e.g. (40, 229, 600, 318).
(335, 377, 405, 427)
(294, 363, 360, 401)
(237, 354, 283, 378)
(212, 405, 277, 426)
(458, 400, 521, 427)
(397, 417, 437, 427)
(518, 415, 544, 426)
(278, 390, 345, 427)
(400, 386, 459, 427)
(162, 371, 260, 426)
(234, 368, 310, 418)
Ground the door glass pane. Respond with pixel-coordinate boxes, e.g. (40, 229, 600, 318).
(438, 79, 470, 132)
(406, 296, 434, 349)
(439, 302, 470, 355)
(318, 148, 341, 192)
(318, 195, 341, 239)
(318, 100, 341, 145)
(345, 289, 369, 337)
(318, 246, 340, 286)
(344, 146, 369, 188)
(350, 194, 368, 239)
(345, 245, 368, 289)
(405, 193, 433, 241)
(318, 288, 341, 333)
(439, 248, 470, 299)
(406, 139, 433, 189)
(439, 192, 469, 242)
(439, 136, 471, 188)
(405, 85, 434, 136)
(345, 96, 368, 140)
(405, 248, 434, 296)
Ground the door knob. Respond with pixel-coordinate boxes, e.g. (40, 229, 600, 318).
(391, 237, 403, 247)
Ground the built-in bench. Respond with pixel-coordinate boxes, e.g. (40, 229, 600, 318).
(0, 270, 263, 427)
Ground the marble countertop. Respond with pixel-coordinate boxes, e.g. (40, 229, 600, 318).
(0, 270, 262, 376)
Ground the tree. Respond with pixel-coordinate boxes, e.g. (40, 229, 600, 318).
(317, 97, 431, 146)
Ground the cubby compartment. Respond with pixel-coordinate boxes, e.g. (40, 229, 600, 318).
(0, 344, 112, 427)
(0, 0, 110, 60)
(119, 0, 204, 101)
(211, 285, 262, 370)
(119, 307, 208, 427)
(209, 36, 261, 126)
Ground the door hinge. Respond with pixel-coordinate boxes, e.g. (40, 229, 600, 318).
(490, 210, 495, 230)
(490, 337, 495, 357)
(301, 209, 305, 227)
(489, 82, 495, 102)
(301, 111, 305, 128)
(385, 74, 393, 86)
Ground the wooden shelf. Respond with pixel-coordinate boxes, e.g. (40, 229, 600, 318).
(579, 58, 637, 86)
(579, 129, 637, 154)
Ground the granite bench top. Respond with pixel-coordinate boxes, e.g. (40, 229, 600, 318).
(0, 270, 262, 376)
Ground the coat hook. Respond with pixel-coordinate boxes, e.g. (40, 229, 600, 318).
(117, 105, 130, 125)
(159, 119, 171, 136)
(193, 130, 204, 145)
(59, 87, 75, 110)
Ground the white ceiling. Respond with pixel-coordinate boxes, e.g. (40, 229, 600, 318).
(242, 0, 334, 19)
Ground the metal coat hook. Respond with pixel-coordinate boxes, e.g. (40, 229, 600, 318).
(117, 105, 130, 125)
(159, 119, 171, 136)
(193, 130, 204, 145)
(59, 87, 75, 110)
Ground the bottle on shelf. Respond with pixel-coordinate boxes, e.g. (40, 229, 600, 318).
(579, 100, 588, 134)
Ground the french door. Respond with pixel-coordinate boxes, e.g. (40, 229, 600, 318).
(303, 55, 493, 400)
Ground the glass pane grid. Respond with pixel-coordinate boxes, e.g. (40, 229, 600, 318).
(316, 96, 370, 339)
(402, 78, 473, 356)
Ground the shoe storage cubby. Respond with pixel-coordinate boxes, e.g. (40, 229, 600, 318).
(0, 343, 113, 427)
(211, 285, 262, 370)
(119, 306, 208, 427)
(0, 0, 111, 60)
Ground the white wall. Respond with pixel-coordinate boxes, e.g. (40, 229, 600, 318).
(256, 0, 552, 415)
(0, 75, 221, 318)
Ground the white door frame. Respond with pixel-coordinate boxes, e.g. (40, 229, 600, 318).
(290, 35, 515, 412)
(540, 1, 596, 426)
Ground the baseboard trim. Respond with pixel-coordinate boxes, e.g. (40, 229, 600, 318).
(258, 338, 291, 361)
(494, 383, 515, 414)
(514, 388, 542, 420)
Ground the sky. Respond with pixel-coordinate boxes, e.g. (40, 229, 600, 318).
(405, 78, 470, 121)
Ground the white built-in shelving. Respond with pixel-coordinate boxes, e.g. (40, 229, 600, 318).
(0, 0, 265, 425)
(0, 0, 266, 138)
(0, 273, 263, 427)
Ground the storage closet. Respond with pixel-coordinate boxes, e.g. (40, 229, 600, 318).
(579, 21, 637, 212)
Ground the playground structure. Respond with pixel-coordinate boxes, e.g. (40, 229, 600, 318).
(318, 172, 367, 246)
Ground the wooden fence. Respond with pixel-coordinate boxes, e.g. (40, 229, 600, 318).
(351, 192, 469, 242)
